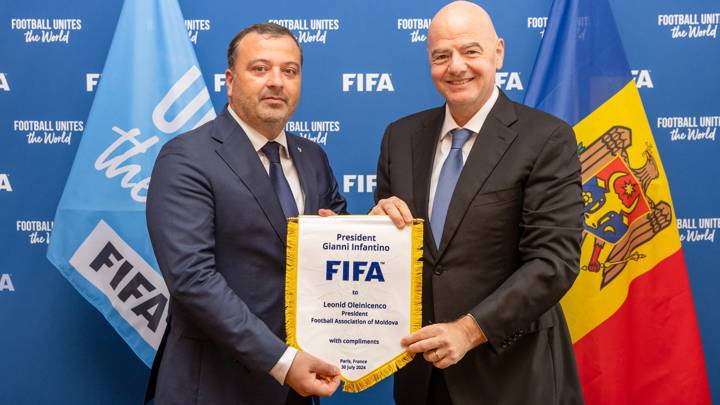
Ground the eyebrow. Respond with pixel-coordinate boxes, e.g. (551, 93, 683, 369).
(459, 42, 484, 51)
(430, 41, 485, 57)
(247, 58, 301, 68)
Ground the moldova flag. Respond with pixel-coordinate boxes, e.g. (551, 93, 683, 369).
(524, 0, 711, 403)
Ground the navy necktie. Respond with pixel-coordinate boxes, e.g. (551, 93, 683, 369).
(430, 128, 473, 248)
(261, 141, 299, 218)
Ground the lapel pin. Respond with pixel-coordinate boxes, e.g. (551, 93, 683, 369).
(297, 146, 302, 152)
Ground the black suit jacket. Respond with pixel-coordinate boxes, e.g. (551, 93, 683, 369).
(146, 107, 347, 405)
(376, 92, 585, 405)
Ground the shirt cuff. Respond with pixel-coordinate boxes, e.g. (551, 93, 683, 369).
(269, 346, 298, 385)
(465, 313, 488, 345)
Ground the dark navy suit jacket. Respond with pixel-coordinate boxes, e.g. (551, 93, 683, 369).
(146, 107, 347, 405)
(377, 92, 584, 405)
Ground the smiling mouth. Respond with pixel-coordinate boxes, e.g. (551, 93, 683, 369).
(447, 78, 474, 85)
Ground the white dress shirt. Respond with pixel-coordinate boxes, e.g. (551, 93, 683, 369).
(428, 86, 500, 218)
(228, 106, 305, 214)
(227, 106, 300, 385)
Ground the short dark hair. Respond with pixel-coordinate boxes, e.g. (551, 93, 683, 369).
(227, 23, 303, 68)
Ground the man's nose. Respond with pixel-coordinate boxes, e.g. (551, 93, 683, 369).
(447, 52, 466, 75)
(266, 67, 284, 88)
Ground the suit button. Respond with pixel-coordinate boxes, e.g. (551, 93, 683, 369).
(433, 265, 444, 275)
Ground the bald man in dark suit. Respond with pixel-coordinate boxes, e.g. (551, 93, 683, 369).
(371, 3, 585, 404)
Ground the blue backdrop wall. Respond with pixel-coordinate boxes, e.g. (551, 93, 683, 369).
(1, 0, 718, 403)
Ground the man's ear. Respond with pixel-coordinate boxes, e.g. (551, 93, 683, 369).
(225, 68, 233, 98)
(495, 38, 505, 70)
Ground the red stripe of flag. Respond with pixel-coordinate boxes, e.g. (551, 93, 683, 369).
(573, 249, 711, 404)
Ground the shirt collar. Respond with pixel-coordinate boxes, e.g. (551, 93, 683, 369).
(440, 85, 500, 140)
(227, 105, 289, 156)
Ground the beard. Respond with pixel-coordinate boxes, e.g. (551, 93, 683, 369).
(256, 101, 291, 124)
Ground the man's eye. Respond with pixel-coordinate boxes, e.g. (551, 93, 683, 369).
(253, 65, 268, 72)
(283, 68, 298, 76)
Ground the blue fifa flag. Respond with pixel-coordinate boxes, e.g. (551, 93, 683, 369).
(47, 0, 215, 367)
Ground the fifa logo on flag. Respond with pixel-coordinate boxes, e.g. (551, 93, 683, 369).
(71, 220, 169, 347)
(94, 65, 213, 203)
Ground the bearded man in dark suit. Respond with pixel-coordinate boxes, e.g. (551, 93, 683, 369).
(146, 23, 345, 405)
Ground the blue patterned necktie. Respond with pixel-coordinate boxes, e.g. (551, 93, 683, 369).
(261, 141, 299, 218)
(430, 128, 473, 248)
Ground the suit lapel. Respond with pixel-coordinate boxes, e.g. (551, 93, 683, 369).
(213, 109, 288, 244)
(437, 92, 519, 257)
(412, 107, 445, 257)
(287, 135, 318, 215)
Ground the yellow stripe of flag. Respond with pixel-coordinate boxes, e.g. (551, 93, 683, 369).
(561, 81, 682, 342)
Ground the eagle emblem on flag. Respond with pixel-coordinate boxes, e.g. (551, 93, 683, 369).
(579, 126, 673, 288)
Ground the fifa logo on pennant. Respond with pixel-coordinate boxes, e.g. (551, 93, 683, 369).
(326, 260, 386, 282)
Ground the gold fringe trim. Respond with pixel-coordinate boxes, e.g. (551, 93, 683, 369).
(341, 219, 425, 393)
(410, 219, 424, 335)
(285, 217, 300, 349)
(342, 351, 415, 392)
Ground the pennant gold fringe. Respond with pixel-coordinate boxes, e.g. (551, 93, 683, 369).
(409, 219, 424, 336)
(285, 217, 300, 350)
(285, 217, 424, 393)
